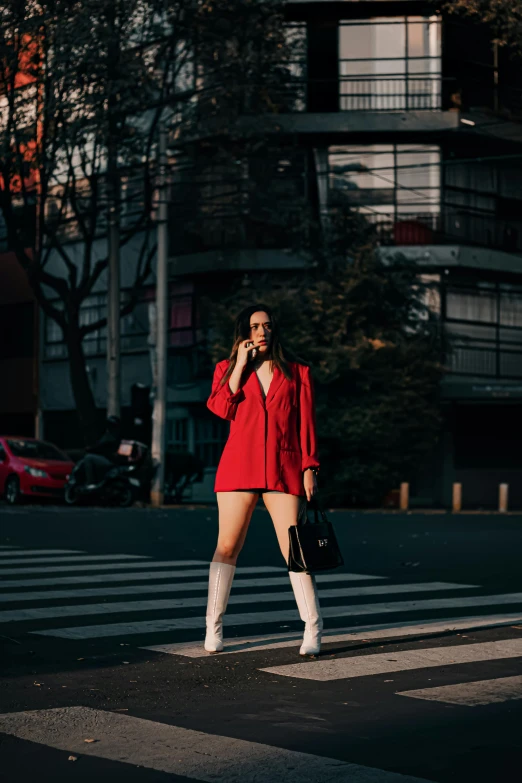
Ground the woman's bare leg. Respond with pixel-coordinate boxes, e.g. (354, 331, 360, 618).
(213, 491, 259, 565)
(205, 491, 259, 652)
(261, 491, 304, 562)
(263, 492, 322, 655)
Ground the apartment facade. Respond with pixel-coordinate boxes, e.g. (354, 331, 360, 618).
(37, 0, 522, 506)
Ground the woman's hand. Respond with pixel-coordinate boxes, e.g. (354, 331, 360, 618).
(303, 469, 318, 502)
(236, 339, 255, 369)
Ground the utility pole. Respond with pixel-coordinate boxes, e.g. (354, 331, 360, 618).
(106, 1, 121, 419)
(107, 135, 121, 419)
(151, 117, 168, 507)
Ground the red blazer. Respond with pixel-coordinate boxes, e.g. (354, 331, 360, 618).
(207, 359, 320, 496)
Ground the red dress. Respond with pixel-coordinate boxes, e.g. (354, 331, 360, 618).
(207, 359, 320, 496)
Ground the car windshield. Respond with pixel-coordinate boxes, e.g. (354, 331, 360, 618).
(6, 439, 69, 461)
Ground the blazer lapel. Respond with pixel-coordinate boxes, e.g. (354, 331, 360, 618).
(265, 364, 285, 406)
(244, 364, 263, 401)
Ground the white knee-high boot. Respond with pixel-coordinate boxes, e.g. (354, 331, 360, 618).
(204, 562, 236, 653)
(289, 571, 323, 655)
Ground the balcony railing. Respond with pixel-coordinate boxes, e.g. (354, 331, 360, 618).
(339, 74, 444, 112)
(168, 211, 308, 256)
(174, 75, 455, 126)
(446, 340, 522, 379)
(362, 210, 522, 255)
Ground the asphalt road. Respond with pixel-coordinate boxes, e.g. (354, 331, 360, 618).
(1, 505, 522, 783)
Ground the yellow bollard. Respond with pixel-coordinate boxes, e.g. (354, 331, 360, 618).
(452, 482, 462, 513)
(499, 483, 509, 513)
(400, 482, 409, 511)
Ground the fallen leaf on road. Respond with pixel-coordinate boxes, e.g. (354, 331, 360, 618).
(68, 755, 78, 762)
(84, 739, 97, 743)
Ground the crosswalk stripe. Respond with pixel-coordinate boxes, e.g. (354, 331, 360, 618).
(0, 705, 432, 782)
(0, 558, 216, 576)
(0, 564, 288, 588)
(31, 592, 522, 640)
(260, 638, 522, 681)
(0, 579, 471, 604)
(0, 549, 84, 557)
(0, 553, 150, 567)
(0, 582, 475, 622)
(145, 613, 522, 658)
(397, 674, 522, 707)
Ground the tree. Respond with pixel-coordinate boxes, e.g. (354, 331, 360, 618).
(0, 0, 303, 442)
(204, 213, 446, 507)
(448, 1, 522, 51)
(0, 0, 194, 440)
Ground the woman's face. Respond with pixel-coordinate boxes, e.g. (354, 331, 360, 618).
(248, 310, 272, 355)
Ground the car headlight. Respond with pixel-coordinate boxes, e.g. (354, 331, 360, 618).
(24, 466, 48, 478)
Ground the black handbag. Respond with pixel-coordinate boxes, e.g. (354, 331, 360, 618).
(288, 496, 344, 573)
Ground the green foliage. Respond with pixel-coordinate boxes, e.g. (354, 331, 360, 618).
(204, 217, 445, 506)
(447, 1, 522, 52)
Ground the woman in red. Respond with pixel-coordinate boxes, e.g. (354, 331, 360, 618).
(205, 304, 322, 656)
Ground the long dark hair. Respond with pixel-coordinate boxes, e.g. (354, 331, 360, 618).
(219, 304, 306, 387)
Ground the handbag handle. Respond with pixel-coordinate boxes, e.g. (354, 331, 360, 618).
(300, 495, 328, 526)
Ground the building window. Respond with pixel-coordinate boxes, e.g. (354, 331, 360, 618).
(44, 291, 151, 360)
(167, 416, 189, 451)
(339, 16, 442, 111)
(324, 144, 440, 241)
(195, 416, 228, 468)
(444, 281, 522, 379)
(170, 282, 195, 347)
(283, 22, 307, 112)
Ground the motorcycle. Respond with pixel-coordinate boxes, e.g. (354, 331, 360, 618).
(64, 440, 148, 507)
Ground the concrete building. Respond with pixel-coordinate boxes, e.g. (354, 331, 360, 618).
(37, 0, 522, 506)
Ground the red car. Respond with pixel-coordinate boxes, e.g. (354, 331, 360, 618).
(0, 437, 75, 505)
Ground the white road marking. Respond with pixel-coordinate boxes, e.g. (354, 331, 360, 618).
(0, 549, 84, 557)
(261, 638, 522, 681)
(0, 553, 150, 567)
(0, 558, 217, 576)
(144, 613, 522, 658)
(0, 706, 432, 782)
(397, 674, 522, 707)
(0, 583, 475, 623)
(0, 564, 285, 587)
(33, 592, 522, 639)
(0, 580, 470, 604)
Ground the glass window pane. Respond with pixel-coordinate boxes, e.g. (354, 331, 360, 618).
(446, 291, 497, 323)
(500, 292, 522, 327)
(339, 16, 441, 110)
(327, 144, 440, 216)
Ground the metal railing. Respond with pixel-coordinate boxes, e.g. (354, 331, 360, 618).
(168, 210, 308, 255)
(172, 74, 453, 124)
(339, 74, 444, 112)
(361, 210, 522, 255)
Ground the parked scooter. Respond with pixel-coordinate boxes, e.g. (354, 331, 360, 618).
(64, 440, 149, 507)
